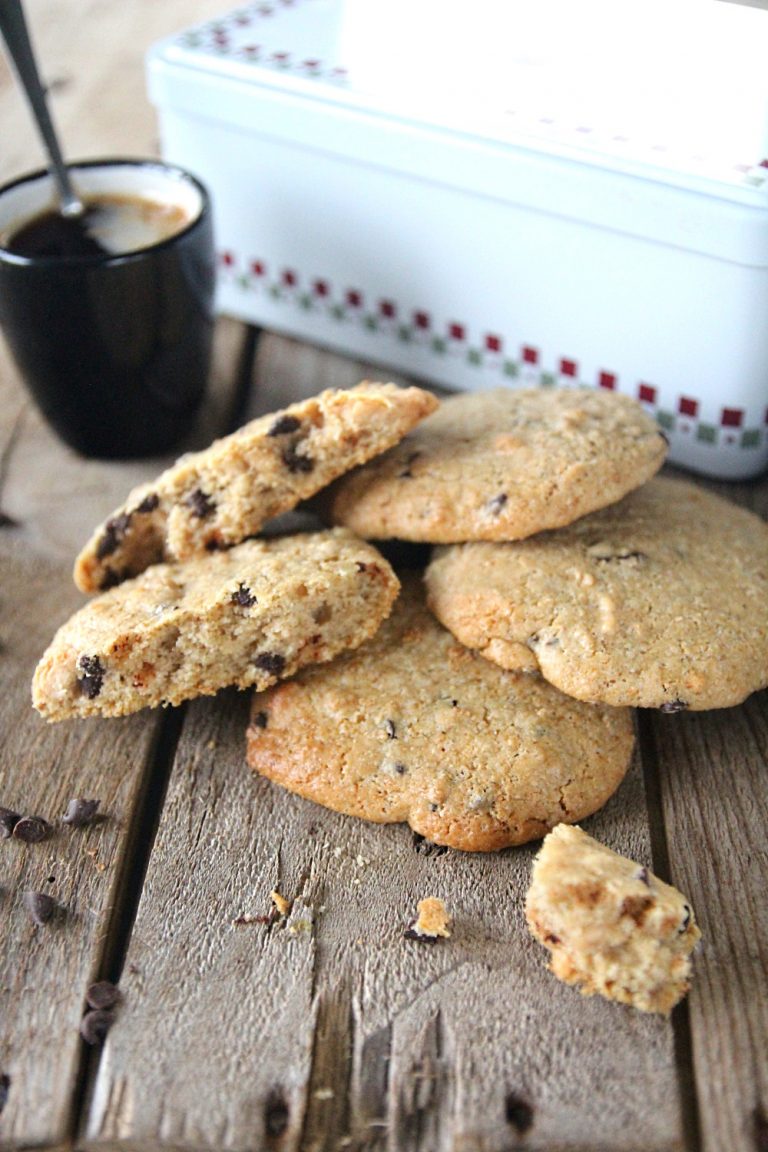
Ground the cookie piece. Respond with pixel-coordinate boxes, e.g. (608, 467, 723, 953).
(405, 898, 452, 941)
(246, 578, 634, 852)
(326, 387, 666, 542)
(426, 476, 768, 710)
(525, 824, 701, 1014)
(34, 530, 399, 720)
(74, 382, 438, 592)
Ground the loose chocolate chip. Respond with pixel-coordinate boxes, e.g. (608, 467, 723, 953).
(63, 798, 100, 827)
(24, 890, 55, 924)
(252, 710, 269, 729)
(753, 1105, 768, 1152)
(134, 492, 159, 514)
(79, 1008, 115, 1046)
(95, 513, 132, 560)
(412, 832, 448, 857)
(505, 1092, 534, 1135)
(264, 1088, 290, 1137)
(100, 569, 122, 591)
(268, 414, 302, 437)
(254, 652, 286, 677)
(680, 904, 692, 932)
(660, 699, 688, 714)
(384, 719, 397, 739)
(186, 488, 216, 519)
(0, 1073, 9, 1114)
(0, 806, 21, 838)
(12, 815, 51, 843)
(281, 444, 314, 474)
(232, 582, 257, 608)
(77, 654, 105, 699)
(636, 866, 651, 886)
(85, 980, 122, 1011)
(486, 492, 508, 516)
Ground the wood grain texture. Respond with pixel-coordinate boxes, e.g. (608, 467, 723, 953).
(0, 536, 161, 1147)
(647, 695, 768, 1152)
(85, 698, 684, 1149)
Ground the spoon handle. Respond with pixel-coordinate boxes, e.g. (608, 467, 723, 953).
(0, 0, 83, 216)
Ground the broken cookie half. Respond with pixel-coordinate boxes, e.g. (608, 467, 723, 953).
(525, 824, 701, 1014)
(34, 530, 399, 720)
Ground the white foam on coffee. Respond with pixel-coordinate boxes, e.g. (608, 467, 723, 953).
(0, 162, 203, 254)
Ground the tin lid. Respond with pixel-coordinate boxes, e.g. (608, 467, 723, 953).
(149, 0, 768, 206)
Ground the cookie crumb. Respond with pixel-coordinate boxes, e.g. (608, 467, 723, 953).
(271, 889, 292, 917)
(404, 897, 452, 942)
(288, 918, 312, 934)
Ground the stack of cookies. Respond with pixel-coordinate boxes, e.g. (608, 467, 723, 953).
(33, 383, 768, 857)
(33, 381, 768, 1012)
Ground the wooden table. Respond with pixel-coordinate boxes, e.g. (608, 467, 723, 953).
(1, 5, 767, 1150)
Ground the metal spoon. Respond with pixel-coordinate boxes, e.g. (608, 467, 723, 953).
(0, 0, 84, 217)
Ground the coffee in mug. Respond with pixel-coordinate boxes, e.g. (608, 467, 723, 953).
(2, 193, 194, 258)
(0, 159, 215, 459)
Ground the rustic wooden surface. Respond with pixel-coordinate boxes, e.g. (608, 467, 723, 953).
(1, 5, 767, 1151)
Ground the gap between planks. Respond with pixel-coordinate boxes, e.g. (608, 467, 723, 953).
(637, 714, 702, 1152)
(70, 323, 263, 1140)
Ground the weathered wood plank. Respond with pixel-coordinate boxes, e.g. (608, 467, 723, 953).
(647, 694, 768, 1152)
(84, 692, 319, 1150)
(86, 700, 685, 1152)
(0, 536, 161, 1148)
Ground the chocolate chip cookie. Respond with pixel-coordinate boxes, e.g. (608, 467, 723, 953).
(246, 578, 634, 852)
(326, 387, 666, 542)
(35, 530, 399, 720)
(74, 382, 438, 592)
(426, 476, 768, 710)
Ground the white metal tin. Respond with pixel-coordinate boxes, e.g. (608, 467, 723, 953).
(147, 0, 768, 478)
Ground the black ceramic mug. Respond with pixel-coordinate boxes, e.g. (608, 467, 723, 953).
(0, 158, 215, 459)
